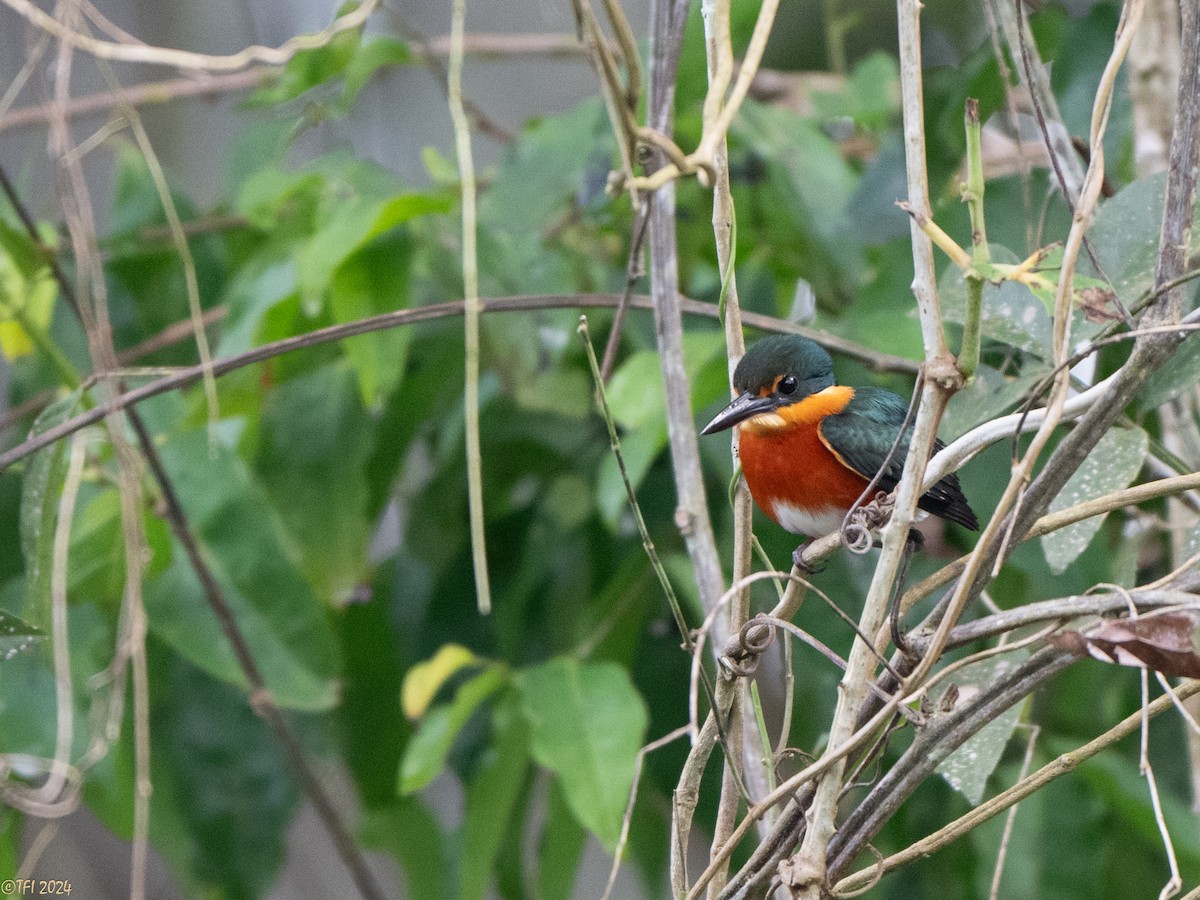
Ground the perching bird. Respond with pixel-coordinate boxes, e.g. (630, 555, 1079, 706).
(701, 334, 978, 562)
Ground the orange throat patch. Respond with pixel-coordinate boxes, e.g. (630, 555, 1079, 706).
(736, 386, 868, 535)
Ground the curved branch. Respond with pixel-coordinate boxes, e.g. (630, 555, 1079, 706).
(0, 293, 915, 473)
(0, 0, 378, 73)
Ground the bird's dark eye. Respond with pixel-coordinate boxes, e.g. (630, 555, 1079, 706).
(778, 375, 799, 395)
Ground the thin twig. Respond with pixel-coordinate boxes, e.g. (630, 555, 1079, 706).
(128, 413, 388, 900)
(390, 14, 514, 144)
(987, 723, 1038, 900)
(98, 62, 220, 432)
(1, 69, 269, 130)
(579, 317, 692, 644)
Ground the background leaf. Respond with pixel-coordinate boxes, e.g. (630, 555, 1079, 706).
(1040, 427, 1148, 574)
(936, 649, 1030, 804)
(144, 425, 340, 711)
(515, 658, 648, 850)
(0, 608, 43, 661)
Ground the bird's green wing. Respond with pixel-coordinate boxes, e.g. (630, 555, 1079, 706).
(820, 387, 979, 530)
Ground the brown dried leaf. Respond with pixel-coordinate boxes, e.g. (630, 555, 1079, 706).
(1078, 286, 1121, 323)
(1049, 612, 1200, 678)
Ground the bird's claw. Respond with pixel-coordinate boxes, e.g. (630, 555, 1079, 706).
(792, 543, 825, 575)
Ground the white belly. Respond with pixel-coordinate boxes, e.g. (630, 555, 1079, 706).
(771, 501, 846, 538)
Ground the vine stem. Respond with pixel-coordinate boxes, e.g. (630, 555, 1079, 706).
(448, 0, 492, 615)
(0, 0, 379, 72)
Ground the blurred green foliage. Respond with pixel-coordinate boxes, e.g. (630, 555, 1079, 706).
(2, 0, 1199, 897)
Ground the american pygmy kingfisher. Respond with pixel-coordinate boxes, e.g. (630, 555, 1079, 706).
(701, 335, 979, 561)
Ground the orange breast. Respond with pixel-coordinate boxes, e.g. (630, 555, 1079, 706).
(738, 421, 869, 523)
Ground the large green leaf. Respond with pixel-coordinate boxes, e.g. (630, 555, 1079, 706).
(152, 650, 300, 897)
(338, 587, 408, 809)
(256, 363, 374, 604)
(595, 423, 667, 529)
(458, 691, 531, 900)
(733, 102, 859, 246)
(940, 364, 1045, 442)
(217, 256, 298, 357)
(606, 332, 726, 429)
(0, 608, 44, 661)
(0, 217, 57, 359)
(1089, 172, 1200, 311)
(343, 36, 413, 104)
(537, 779, 586, 900)
(515, 658, 648, 850)
(936, 649, 1030, 804)
(1137, 334, 1200, 412)
(144, 429, 340, 711)
(1040, 426, 1148, 575)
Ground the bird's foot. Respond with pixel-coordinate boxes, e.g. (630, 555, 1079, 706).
(792, 542, 825, 575)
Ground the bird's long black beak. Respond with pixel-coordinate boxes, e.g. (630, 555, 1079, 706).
(701, 391, 777, 435)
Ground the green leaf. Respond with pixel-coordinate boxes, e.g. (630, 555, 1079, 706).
(936, 649, 1029, 804)
(733, 102, 859, 245)
(515, 368, 592, 419)
(343, 36, 413, 104)
(537, 779, 586, 900)
(338, 587, 409, 808)
(328, 230, 414, 408)
(0, 608, 44, 661)
(1070, 745, 1200, 871)
(217, 256, 298, 357)
(1041, 426, 1148, 575)
(1137, 333, 1200, 411)
(144, 428, 340, 711)
(256, 363, 374, 603)
(940, 364, 1045, 442)
(297, 191, 451, 313)
(479, 99, 611, 231)
(360, 799, 449, 900)
(65, 487, 143, 607)
(458, 691, 531, 900)
(398, 666, 509, 794)
(515, 658, 648, 850)
(0, 218, 57, 359)
(596, 423, 667, 529)
(606, 332, 725, 429)
(1089, 171, 1200, 312)
(153, 651, 300, 897)
(248, 28, 360, 106)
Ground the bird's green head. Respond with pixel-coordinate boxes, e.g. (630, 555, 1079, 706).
(702, 335, 838, 435)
